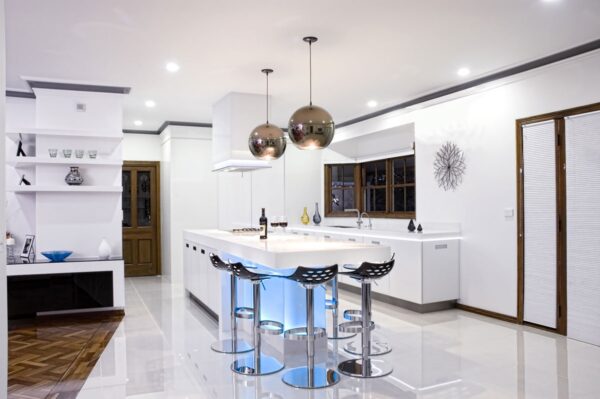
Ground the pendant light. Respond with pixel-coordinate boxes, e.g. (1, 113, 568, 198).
(288, 36, 335, 150)
(248, 68, 286, 160)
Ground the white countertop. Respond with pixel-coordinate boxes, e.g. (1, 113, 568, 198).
(288, 224, 461, 241)
(184, 229, 390, 269)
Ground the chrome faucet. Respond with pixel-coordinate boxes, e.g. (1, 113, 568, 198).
(345, 209, 363, 229)
(360, 212, 372, 230)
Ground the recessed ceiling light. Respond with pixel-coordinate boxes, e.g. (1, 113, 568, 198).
(145, 100, 156, 108)
(457, 67, 471, 77)
(367, 100, 378, 108)
(166, 62, 180, 72)
(134, 120, 143, 126)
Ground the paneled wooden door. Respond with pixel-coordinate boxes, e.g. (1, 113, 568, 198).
(122, 161, 161, 277)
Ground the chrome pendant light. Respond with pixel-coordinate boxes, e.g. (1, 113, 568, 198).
(248, 68, 286, 160)
(288, 36, 335, 150)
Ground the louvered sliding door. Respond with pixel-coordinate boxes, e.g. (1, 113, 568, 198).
(522, 121, 558, 329)
(565, 111, 600, 346)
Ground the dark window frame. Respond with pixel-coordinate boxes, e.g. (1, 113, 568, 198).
(324, 154, 416, 219)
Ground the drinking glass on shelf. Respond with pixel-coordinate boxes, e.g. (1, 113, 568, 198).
(48, 149, 58, 158)
(88, 150, 98, 159)
(62, 149, 72, 158)
(75, 149, 84, 158)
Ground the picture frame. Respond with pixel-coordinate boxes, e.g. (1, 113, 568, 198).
(20, 234, 35, 258)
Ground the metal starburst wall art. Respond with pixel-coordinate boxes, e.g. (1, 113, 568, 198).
(434, 141, 466, 191)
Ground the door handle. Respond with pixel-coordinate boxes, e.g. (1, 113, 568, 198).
(193, 246, 197, 251)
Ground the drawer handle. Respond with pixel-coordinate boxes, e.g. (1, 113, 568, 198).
(348, 238, 356, 242)
(193, 246, 197, 251)
(435, 244, 448, 250)
(186, 243, 189, 248)
(303, 233, 309, 236)
(324, 235, 331, 239)
(201, 249, 205, 254)
(371, 240, 380, 245)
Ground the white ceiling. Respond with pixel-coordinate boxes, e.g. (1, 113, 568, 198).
(5, 0, 600, 130)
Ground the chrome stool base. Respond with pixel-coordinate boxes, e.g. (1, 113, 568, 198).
(282, 366, 341, 389)
(338, 358, 393, 378)
(231, 354, 284, 376)
(328, 329, 356, 340)
(343, 338, 392, 356)
(210, 339, 253, 354)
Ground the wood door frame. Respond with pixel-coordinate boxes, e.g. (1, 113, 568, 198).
(516, 101, 600, 335)
(123, 161, 162, 275)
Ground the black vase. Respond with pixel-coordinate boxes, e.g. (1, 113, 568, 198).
(313, 202, 322, 226)
(417, 223, 423, 233)
(408, 219, 416, 232)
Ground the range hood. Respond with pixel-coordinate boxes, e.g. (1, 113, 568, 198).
(212, 92, 272, 172)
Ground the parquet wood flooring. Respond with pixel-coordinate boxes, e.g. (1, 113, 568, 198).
(8, 312, 123, 399)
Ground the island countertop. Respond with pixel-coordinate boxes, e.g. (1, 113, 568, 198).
(183, 229, 390, 269)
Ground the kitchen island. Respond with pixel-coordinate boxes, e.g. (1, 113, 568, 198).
(182, 229, 390, 336)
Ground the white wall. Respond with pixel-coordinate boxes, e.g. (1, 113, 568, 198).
(217, 144, 322, 230)
(160, 126, 218, 283)
(327, 51, 600, 317)
(0, 0, 8, 392)
(123, 133, 162, 161)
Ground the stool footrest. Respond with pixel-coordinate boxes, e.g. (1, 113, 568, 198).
(343, 309, 362, 321)
(284, 327, 327, 341)
(235, 307, 254, 319)
(325, 298, 337, 310)
(339, 321, 374, 334)
(258, 320, 284, 335)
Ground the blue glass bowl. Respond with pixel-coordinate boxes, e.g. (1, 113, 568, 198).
(41, 251, 73, 262)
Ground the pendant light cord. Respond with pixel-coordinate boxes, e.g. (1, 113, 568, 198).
(265, 71, 269, 123)
(309, 41, 313, 106)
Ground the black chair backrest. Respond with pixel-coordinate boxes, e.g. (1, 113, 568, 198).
(230, 262, 268, 281)
(286, 264, 338, 285)
(209, 253, 230, 271)
(350, 258, 395, 280)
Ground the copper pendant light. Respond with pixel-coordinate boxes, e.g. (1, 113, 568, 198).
(248, 69, 286, 160)
(288, 36, 335, 150)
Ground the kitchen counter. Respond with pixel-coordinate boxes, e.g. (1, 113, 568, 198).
(183, 229, 390, 269)
(287, 224, 461, 241)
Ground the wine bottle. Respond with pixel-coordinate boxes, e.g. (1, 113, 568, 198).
(259, 208, 268, 240)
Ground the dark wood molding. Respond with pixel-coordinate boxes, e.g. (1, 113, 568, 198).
(26, 79, 131, 94)
(555, 118, 567, 335)
(5, 90, 36, 99)
(456, 303, 518, 324)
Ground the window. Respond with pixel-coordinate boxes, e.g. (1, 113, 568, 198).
(324, 154, 416, 218)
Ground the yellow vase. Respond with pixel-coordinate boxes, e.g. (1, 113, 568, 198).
(301, 207, 310, 225)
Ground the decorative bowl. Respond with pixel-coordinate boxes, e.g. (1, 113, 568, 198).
(41, 250, 73, 262)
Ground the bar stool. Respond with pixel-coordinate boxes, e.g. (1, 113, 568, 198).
(282, 264, 341, 389)
(208, 253, 253, 354)
(230, 262, 285, 376)
(325, 276, 356, 340)
(338, 258, 395, 378)
(342, 256, 394, 356)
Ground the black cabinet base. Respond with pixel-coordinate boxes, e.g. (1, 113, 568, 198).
(8, 271, 114, 319)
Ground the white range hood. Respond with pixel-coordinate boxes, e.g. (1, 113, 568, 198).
(212, 92, 272, 172)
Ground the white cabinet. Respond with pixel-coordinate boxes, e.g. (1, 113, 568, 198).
(323, 233, 363, 288)
(183, 240, 220, 315)
(422, 240, 459, 303)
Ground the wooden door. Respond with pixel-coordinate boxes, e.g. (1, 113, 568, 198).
(122, 161, 161, 277)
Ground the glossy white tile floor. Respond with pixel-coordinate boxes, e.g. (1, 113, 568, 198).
(78, 276, 600, 398)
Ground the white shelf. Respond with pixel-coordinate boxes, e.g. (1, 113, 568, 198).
(7, 127, 123, 143)
(7, 259, 124, 277)
(7, 156, 122, 167)
(7, 185, 123, 193)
